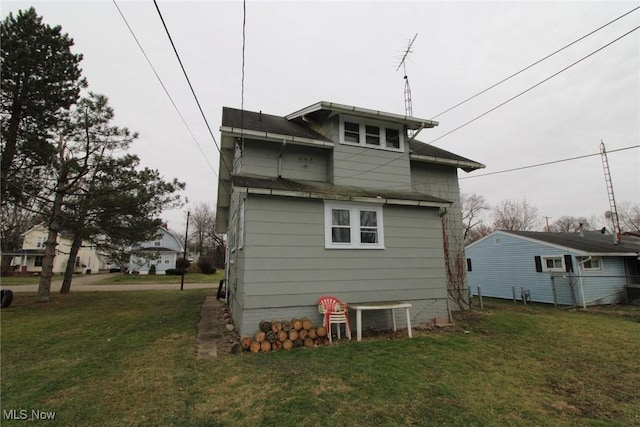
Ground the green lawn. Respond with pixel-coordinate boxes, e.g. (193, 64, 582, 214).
(1, 293, 639, 426)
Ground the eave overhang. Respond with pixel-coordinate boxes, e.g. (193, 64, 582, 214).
(285, 101, 439, 130)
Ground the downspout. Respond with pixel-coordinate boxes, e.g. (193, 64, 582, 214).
(278, 140, 287, 178)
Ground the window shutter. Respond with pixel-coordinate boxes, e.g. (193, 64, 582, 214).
(564, 255, 573, 272)
(534, 256, 542, 273)
(466, 258, 472, 272)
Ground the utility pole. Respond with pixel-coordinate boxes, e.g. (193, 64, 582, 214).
(543, 216, 551, 232)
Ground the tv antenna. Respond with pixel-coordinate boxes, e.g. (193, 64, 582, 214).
(396, 33, 418, 127)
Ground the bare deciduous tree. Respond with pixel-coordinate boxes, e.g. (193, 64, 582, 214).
(549, 216, 592, 233)
(492, 199, 539, 231)
(461, 193, 490, 244)
(618, 202, 640, 233)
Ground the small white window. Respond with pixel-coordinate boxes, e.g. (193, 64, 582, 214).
(324, 201, 384, 249)
(385, 128, 400, 149)
(365, 125, 380, 146)
(542, 256, 564, 272)
(579, 256, 602, 271)
(36, 236, 46, 248)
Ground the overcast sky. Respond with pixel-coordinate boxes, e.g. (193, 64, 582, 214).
(3, 1, 639, 234)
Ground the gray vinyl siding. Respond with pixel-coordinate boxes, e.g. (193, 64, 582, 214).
(411, 162, 467, 304)
(466, 232, 631, 306)
(239, 139, 329, 181)
(230, 194, 448, 336)
(332, 142, 412, 190)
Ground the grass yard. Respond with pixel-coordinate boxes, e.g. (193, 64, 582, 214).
(1, 293, 639, 426)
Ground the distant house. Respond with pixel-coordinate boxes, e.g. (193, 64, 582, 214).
(9, 224, 105, 274)
(215, 101, 484, 336)
(128, 226, 184, 275)
(466, 230, 640, 306)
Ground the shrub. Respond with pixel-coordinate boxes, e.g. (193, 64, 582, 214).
(175, 257, 191, 273)
(197, 256, 217, 275)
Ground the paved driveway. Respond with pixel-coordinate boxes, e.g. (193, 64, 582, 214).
(2, 273, 216, 293)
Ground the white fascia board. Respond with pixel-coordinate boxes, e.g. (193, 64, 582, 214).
(219, 126, 333, 148)
(410, 153, 486, 171)
(349, 196, 387, 204)
(286, 101, 438, 130)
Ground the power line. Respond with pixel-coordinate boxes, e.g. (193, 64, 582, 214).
(430, 5, 640, 120)
(426, 24, 640, 146)
(460, 145, 640, 180)
(152, 0, 233, 176)
(112, 0, 218, 179)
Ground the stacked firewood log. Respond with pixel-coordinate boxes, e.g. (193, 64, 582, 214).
(239, 318, 330, 353)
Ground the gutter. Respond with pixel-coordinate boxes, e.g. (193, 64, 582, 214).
(233, 185, 451, 208)
(410, 153, 486, 171)
(219, 126, 333, 148)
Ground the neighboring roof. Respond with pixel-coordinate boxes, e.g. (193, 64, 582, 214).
(469, 230, 640, 256)
(285, 101, 438, 130)
(409, 140, 485, 172)
(222, 107, 331, 142)
(232, 174, 452, 207)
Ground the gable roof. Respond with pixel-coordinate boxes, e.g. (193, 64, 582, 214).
(469, 230, 640, 256)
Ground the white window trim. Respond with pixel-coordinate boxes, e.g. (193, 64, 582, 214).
(339, 115, 404, 153)
(324, 201, 385, 249)
(579, 256, 602, 271)
(238, 200, 245, 250)
(542, 255, 565, 272)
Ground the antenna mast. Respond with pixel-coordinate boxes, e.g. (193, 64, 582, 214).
(600, 141, 621, 243)
(396, 33, 418, 128)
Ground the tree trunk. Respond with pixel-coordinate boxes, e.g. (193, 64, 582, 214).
(60, 233, 82, 294)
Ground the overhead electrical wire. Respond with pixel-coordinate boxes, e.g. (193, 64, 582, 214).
(151, 0, 233, 176)
(459, 145, 640, 180)
(425, 24, 640, 146)
(241, 0, 246, 150)
(430, 5, 640, 120)
(112, 0, 219, 179)
(341, 21, 639, 181)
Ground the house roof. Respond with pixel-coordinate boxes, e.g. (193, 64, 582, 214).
(285, 101, 439, 130)
(222, 107, 331, 142)
(471, 230, 640, 256)
(232, 175, 452, 207)
(408, 140, 485, 172)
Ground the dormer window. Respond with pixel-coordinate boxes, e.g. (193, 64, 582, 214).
(340, 116, 404, 152)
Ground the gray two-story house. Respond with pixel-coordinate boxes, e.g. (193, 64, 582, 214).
(216, 101, 484, 336)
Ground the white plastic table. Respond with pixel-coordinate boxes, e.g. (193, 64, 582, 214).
(349, 301, 413, 341)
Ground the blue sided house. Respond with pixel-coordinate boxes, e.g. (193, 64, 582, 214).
(466, 230, 640, 307)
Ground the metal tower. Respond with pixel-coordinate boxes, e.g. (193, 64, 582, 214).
(600, 141, 621, 243)
(396, 33, 418, 133)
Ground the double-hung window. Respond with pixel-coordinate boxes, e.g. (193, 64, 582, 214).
(579, 256, 602, 271)
(341, 117, 404, 152)
(324, 202, 384, 249)
(542, 256, 564, 272)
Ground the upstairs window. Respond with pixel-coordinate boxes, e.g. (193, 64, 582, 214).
(365, 125, 380, 146)
(36, 236, 46, 248)
(324, 201, 384, 249)
(385, 128, 400, 149)
(344, 122, 360, 143)
(340, 117, 404, 152)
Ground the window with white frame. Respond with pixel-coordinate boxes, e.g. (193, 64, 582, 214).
(340, 117, 404, 152)
(36, 236, 46, 248)
(542, 256, 564, 272)
(579, 256, 602, 271)
(324, 201, 384, 249)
